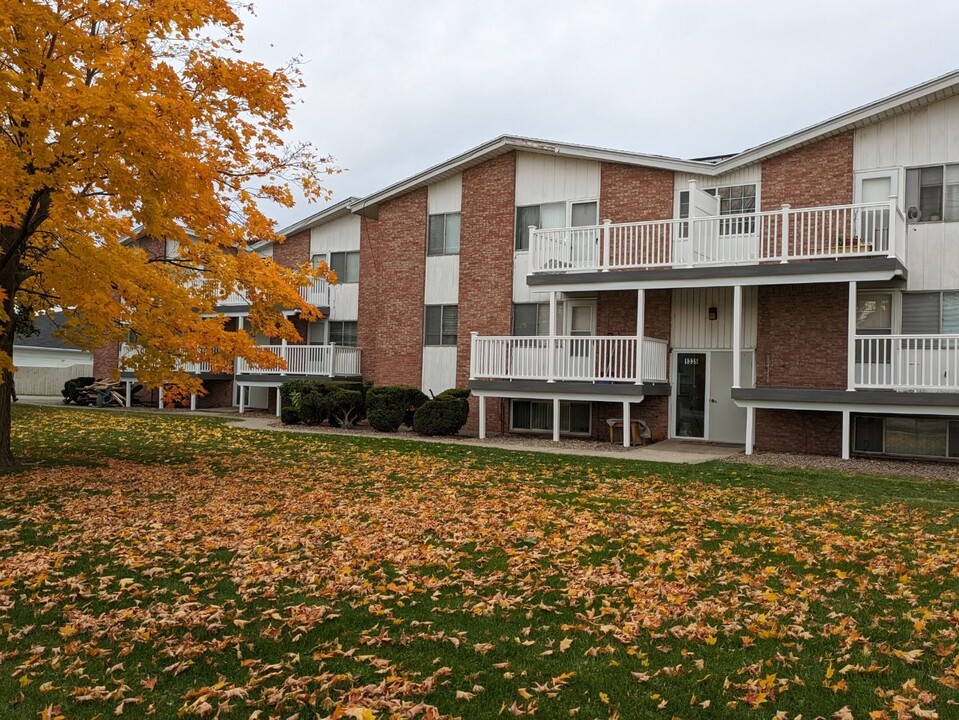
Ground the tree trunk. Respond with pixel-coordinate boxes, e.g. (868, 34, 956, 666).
(0, 266, 17, 467)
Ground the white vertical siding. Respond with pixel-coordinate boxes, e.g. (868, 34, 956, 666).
(309, 214, 361, 256)
(425, 255, 459, 305)
(673, 166, 762, 214)
(428, 174, 463, 214)
(422, 347, 457, 396)
(670, 287, 758, 350)
(512, 255, 550, 304)
(515, 152, 601, 206)
(854, 94, 959, 290)
(330, 283, 359, 321)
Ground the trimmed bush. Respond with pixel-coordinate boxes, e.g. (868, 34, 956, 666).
(413, 397, 469, 436)
(281, 379, 327, 425)
(366, 385, 428, 433)
(323, 389, 363, 428)
(435, 387, 471, 400)
(279, 406, 300, 425)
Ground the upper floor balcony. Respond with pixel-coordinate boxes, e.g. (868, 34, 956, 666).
(854, 335, 959, 392)
(528, 200, 904, 276)
(120, 343, 215, 375)
(214, 279, 333, 308)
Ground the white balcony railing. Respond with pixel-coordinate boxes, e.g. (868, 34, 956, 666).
(855, 335, 959, 391)
(528, 200, 903, 274)
(470, 334, 668, 384)
(235, 344, 361, 377)
(300, 279, 332, 307)
(120, 344, 213, 374)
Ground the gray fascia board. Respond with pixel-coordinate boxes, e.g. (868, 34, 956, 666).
(527, 258, 906, 291)
(469, 379, 670, 397)
(733, 387, 959, 408)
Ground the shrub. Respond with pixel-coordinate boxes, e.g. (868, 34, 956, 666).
(323, 389, 363, 428)
(435, 387, 471, 400)
(366, 385, 428, 433)
(279, 406, 300, 425)
(281, 379, 327, 425)
(413, 397, 470, 436)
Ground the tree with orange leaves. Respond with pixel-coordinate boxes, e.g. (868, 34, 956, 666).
(0, 0, 337, 464)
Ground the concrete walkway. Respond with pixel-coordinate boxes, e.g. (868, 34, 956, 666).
(20, 397, 742, 465)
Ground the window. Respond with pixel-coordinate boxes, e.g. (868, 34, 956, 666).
(905, 164, 959, 223)
(679, 184, 757, 235)
(854, 415, 959, 459)
(311, 253, 327, 269)
(307, 321, 326, 345)
(424, 305, 457, 346)
(328, 321, 357, 346)
(428, 213, 461, 255)
(330, 251, 360, 283)
(901, 292, 959, 334)
(512, 303, 552, 336)
(511, 400, 591, 434)
(514, 201, 597, 250)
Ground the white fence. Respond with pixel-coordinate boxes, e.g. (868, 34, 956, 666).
(15, 363, 93, 396)
(529, 200, 902, 273)
(855, 335, 959, 391)
(470, 335, 668, 383)
(235, 344, 361, 377)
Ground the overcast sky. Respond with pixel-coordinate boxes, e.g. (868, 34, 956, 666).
(239, 1, 959, 229)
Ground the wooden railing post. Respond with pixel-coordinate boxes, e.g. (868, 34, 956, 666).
(602, 218, 611, 271)
(328, 343, 336, 377)
(528, 225, 538, 271)
(780, 204, 791, 263)
(469, 332, 478, 380)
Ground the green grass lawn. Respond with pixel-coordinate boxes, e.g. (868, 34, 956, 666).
(1, 404, 957, 719)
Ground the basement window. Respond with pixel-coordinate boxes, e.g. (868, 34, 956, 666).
(853, 415, 959, 459)
(511, 400, 591, 435)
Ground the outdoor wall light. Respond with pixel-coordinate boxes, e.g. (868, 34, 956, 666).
(708, 306, 718, 321)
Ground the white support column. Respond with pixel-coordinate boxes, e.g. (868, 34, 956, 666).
(602, 219, 611, 271)
(158, 386, 164, 410)
(780, 204, 791, 263)
(745, 406, 755, 455)
(547, 291, 558, 383)
(552, 397, 561, 442)
(847, 281, 857, 391)
(622, 400, 631, 448)
(125, 381, 132, 408)
(635, 289, 645, 385)
(190, 394, 197, 412)
(328, 343, 336, 378)
(238, 384, 245, 414)
(469, 332, 478, 380)
(237, 315, 245, 331)
(887, 195, 898, 258)
(841, 410, 851, 460)
(478, 395, 487, 439)
(732, 284, 743, 389)
(276, 386, 282, 418)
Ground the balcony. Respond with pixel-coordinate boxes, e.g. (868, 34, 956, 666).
(120, 343, 213, 374)
(854, 335, 959, 391)
(235, 344, 361, 377)
(528, 201, 904, 275)
(214, 279, 333, 308)
(470, 335, 668, 384)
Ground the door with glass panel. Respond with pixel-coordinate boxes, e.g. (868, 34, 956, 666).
(560, 301, 596, 380)
(854, 292, 893, 386)
(674, 352, 707, 438)
(856, 174, 896, 253)
(568, 201, 599, 268)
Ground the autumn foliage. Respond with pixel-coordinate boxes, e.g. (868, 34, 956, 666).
(0, 0, 335, 462)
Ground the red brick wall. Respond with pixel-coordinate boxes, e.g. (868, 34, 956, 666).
(755, 409, 843, 455)
(755, 283, 847, 390)
(455, 152, 517, 432)
(272, 229, 311, 269)
(199, 379, 234, 409)
(599, 163, 674, 222)
(358, 189, 428, 387)
(761, 132, 854, 211)
(92, 342, 120, 379)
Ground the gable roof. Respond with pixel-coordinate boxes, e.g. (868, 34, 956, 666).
(347, 69, 959, 218)
(14, 313, 85, 352)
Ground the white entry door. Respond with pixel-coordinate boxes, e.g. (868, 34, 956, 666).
(856, 171, 898, 253)
(672, 350, 751, 442)
(561, 301, 596, 380)
(707, 351, 747, 443)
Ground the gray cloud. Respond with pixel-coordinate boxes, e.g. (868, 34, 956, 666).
(239, 0, 959, 228)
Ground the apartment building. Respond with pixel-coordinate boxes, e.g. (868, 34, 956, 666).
(97, 71, 959, 461)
